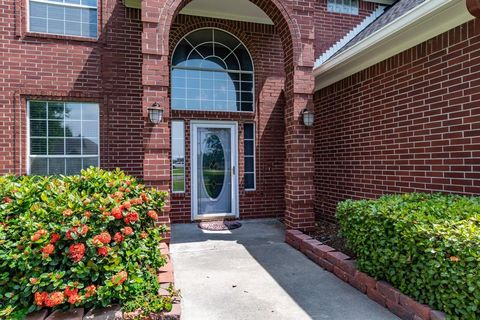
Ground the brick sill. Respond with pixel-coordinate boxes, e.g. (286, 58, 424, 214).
(285, 229, 447, 320)
(24, 32, 99, 43)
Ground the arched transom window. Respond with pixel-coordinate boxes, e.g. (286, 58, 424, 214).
(171, 28, 254, 112)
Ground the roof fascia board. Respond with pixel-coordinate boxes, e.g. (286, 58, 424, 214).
(314, 0, 475, 91)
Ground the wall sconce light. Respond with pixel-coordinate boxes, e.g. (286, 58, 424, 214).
(301, 109, 314, 127)
(148, 102, 164, 124)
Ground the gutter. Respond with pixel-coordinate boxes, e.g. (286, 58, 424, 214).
(313, 0, 476, 92)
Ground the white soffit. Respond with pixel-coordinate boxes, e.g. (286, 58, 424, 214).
(314, 0, 475, 91)
(180, 0, 274, 25)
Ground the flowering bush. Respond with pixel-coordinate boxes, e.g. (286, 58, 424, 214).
(337, 193, 480, 319)
(0, 168, 169, 319)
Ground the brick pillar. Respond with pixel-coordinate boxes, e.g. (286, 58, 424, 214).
(283, 17, 316, 231)
(142, 0, 172, 240)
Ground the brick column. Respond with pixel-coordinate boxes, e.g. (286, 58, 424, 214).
(283, 13, 316, 231)
(141, 0, 172, 235)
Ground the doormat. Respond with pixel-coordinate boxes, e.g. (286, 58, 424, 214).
(198, 220, 242, 231)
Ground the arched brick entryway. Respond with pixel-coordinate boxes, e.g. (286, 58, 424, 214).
(141, 0, 316, 231)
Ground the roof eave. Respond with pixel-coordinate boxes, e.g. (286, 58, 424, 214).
(313, 0, 476, 92)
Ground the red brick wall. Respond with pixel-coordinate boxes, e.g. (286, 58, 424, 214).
(0, 0, 144, 176)
(314, 19, 480, 222)
(169, 15, 286, 222)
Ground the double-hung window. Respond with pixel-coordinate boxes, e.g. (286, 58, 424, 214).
(29, 0, 98, 38)
(28, 101, 100, 175)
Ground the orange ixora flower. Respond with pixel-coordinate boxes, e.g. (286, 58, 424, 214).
(140, 231, 148, 239)
(69, 243, 86, 262)
(449, 256, 460, 262)
(122, 226, 133, 236)
(113, 232, 124, 243)
(30, 278, 39, 285)
(124, 211, 139, 224)
(64, 286, 81, 304)
(97, 246, 110, 257)
(34, 292, 48, 306)
(31, 229, 47, 242)
(3, 196, 12, 203)
(41, 244, 55, 258)
(111, 206, 123, 220)
(44, 291, 65, 307)
(92, 232, 111, 246)
(50, 233, 61, 244)
(147, 210, 158, 220)
(84, 211, 92, 218)
(84, 285, 96, 298)
(63, 209, 73, 217)
(111, 271, 128, 285)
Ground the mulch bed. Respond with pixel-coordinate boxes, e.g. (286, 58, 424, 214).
(308, 221, 356, 259)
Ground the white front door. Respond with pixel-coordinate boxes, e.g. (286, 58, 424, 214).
(191, 121, 238, 220)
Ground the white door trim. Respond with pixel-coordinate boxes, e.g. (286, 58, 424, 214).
(190, 120, 239, 221)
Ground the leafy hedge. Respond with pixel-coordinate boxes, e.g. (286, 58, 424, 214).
(337, 193, 480, 320)
(0, 168, 170, 319)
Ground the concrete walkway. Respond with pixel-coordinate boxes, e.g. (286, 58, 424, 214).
(170, 219, 399, 320)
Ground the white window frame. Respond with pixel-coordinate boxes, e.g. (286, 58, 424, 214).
(244, 122, 256, 191)
(27, 0, 99, 39)
(26, 100, 100, 175)
(171, 120, 186, 194)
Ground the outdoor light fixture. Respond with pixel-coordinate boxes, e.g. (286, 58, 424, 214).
(301, 109, 314, 127)
(148, 102, 164, 124)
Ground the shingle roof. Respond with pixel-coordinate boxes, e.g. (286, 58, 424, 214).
(332, 0, 426, 57)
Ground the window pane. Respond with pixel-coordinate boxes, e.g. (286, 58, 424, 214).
(48, 158, 65, 175)
(47, 4, 64, 20)
(30, 138, 47, 155)
(245, 157, 254, 173)
(66, 138, 82, 155)
(172, 121, 185, 193)
(48, 102, 64, 119)
(243, 123, 255, 190)
(30, 2, 47, 17)
(65, 7, 81, 23)
(83, 157, 98, 168)
(30, 158, 48, 175)
(245, 173, 254, 190)
(65, 21, 82, 36)
(65, 120, 82, 137)
(30, 17, 47, 33)
(48, 138, 64, 155)
(48, 120, 64, 137)
(244, 140, 254, 155)
(29, 101, 47, 119)
(30, 120, 47, 137)
(82, 103, 99, 120)
(244, 123, 254, 140)
(83, 138, 98, 155)
(82, 121, 98, 137)
(66, 158, 82, 175)
(65, 102, 82, 119)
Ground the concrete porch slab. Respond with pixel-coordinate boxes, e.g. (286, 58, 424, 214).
(170, 219, 399, 320)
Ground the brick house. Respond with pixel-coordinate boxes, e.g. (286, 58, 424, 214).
(1, 0, 479, 230)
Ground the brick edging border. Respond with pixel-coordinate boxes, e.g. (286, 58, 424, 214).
(26, 242, 181, 320)
(285, 229, 446, 320)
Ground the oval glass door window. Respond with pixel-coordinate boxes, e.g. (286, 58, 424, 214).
(202, 134, 226, 199)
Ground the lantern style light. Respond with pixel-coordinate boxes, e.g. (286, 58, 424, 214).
(148, 102, 164, 124)
(301, 109, 314, 127)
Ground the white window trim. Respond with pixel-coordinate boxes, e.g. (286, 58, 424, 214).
(244, 122, 256, 191)
(171, 120, 186, 194)
(26, 100, 100, 175)
(27, 0, 99, 39)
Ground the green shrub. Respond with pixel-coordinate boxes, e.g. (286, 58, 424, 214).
(337, 193, 480, 320)
(0, 168, 169, 319)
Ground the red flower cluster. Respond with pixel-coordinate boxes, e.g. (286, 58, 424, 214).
(84, 211, 92, 218)
(64, 286, 81, 305)
(97, 246, 109, 257)
(122, 227, 133, 236)
(50, 233, 60, 244)
(66, 225, 88, 240)
(41, 244, 55, 258)
(147, 210, 158, 220)
(34, 291, 65, 307)
(124, 211, 139, 224)
(140, 231, 148, 239)
(31, 229, 47, 242)
(84, 285, 96, 298)
(112, 271, 128, 285)
(3, 196, 12, 204)
(63, 209, 73, 217)
(69, 243, 86, 262)
(113, 232, 124, 243)
(112, 206, 123, 220)
(92, 232, 111, 246)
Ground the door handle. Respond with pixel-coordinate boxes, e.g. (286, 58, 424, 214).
(232, 166, 235, 176)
